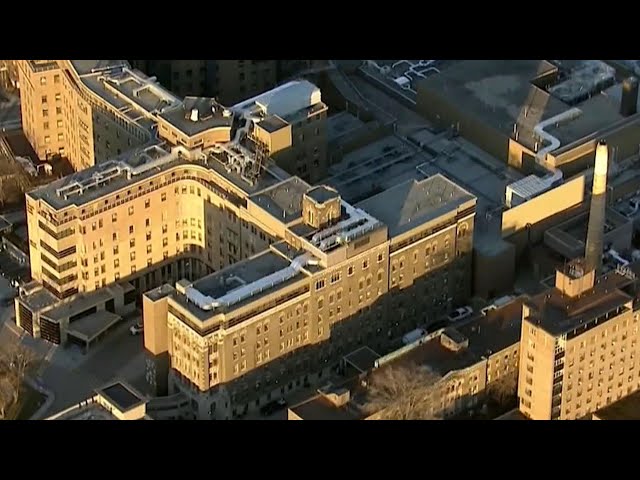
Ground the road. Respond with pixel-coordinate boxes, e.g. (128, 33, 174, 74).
(0, 298, 147, 417)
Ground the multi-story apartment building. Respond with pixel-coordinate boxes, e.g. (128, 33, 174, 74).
(142, 172, 476, 419)
(17, 60, 160, 170)
(15, 80, 332, 344)
(518, 258, 640, 420)
(128, 60, 279, 106)
(17, 61, 328, 181)
(16, 72, 476, 419)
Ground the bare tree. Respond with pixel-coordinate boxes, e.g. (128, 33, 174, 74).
(486, 373, 518, 408)
(0, 343, 40, 420)
(364, 363, 442, 420)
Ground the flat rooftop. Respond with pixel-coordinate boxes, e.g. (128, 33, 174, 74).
(328, 133, 519, 242)
(250, 177, 311, 223)
(376, 299, 523, 377)
(594, 390, 640, 420)
(327, 112, 365, 143)
(30, 142, 289, 210)
(356, 174, 476, 238)
(178, 248, 315, 320)
(258, 115, 289, 133)
(66, 310, 121, 342)
(70, 60, 128, 76)
(290, 394, 361, 421)
(42, 287, 115, 321)
(343, 346, 381, 373)
(306, 185, 339, 204)
(419, 60, 628, 152)
(526, 271, 632, 336)
(158, 97, 233, 136)
(99, 382, 145, 412)
(20, 285, 58, 312)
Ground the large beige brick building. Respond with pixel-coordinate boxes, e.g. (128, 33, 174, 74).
(15, 69, 477, 419)
(16, 61, 327, 182)
(518, 258, 640, 420)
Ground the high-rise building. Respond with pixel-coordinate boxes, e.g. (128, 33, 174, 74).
(16, 61, 328, 182)
(518, 258, 640, 420)
(143, 173, 476, 419)
(16, 79, 328, 346)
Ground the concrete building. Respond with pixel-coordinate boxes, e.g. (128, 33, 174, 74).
(129, 60, 279, 105)
(518, 258, 640, 420)
(46, 381, 151, 420)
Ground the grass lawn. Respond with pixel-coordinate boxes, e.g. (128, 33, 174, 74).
(5, 383, 46, 420)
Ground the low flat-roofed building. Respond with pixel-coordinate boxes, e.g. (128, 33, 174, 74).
(46, 381, 151, 420)
(544, 207, 632, 260)
(592, 390, 640, 420)
(416, 59, 640, 176)
(288, 377, 368, 421)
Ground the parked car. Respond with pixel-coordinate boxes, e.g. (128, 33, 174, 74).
(447, 306, 473, 323)
(260, 398, 287, 416)
(130, 322, 144, 335)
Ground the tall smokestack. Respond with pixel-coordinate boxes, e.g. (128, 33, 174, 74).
(620, 77, 639, 117)
(585, 141, 609, 274)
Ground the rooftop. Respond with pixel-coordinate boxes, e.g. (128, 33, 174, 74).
(306, 185, 340, 204)
(41, 287, 116, 321)
(233, 80, 322, 119)
(66, 310, 121, 343)
(419, 60, 629, 152)
(290, 393, 361, 421)
(99, 382, 146, 412)
(594, 390, 640, 420)
(250, 177, 311, 224)
(375, 298, 524, 377)
(526, 270, 633, 336)
(343, 346, 381, 374)
(356, 175, 476, 238)
(327, 111, 365, 143)
(258, 115, 289, 133)
(69, 60, 128, 76)
(158, 97, 233, 136)
(177, 248, 315, 320)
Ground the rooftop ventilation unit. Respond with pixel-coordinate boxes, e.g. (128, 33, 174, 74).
(190, 108, 199, 122)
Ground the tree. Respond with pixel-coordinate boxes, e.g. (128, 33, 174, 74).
(486, 373, 518, 409)
(363, 363, 442, 420)
(0, 343, 40, 420)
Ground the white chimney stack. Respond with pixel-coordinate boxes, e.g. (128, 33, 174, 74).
(190, 108, 199, 122)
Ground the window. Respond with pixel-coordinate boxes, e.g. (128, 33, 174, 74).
(130, 252, 136, 261)
(56, 107, 62, 115)
(145, 219, 150, 228)
(112, 213, 117, 223)
(41, 95, 48, 104)
(128, 206, 134, 216)
(57, 133, 64, 141)
(161, 193, 167, 202)
(114, 259, 120, 268)
(315, 279, 325, 290)
(129, 225, 134, 235)
(145, 199, 150, 208)
(362, 259, 369, 270)
(130, 239, 135, 248)
(44, 135, 51, 144)
(348, 266, 354, 276)
(54, 74, 60, 84)
(43, 122, 49, 130)
(330, 272, 341, 284)
(147, 245, 152, 254)
(43, 109, 49, 118)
